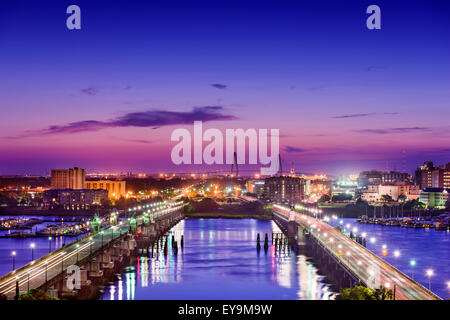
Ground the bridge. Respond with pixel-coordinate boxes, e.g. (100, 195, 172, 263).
(272, 204, 441, 300)
(0, 200, 185, 300)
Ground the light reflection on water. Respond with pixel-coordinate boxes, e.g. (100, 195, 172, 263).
(101, 218, 336, 300)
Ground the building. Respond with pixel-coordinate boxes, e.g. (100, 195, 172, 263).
(264, 176, 306, 205)
(415, 162, 450, 189)
(358, 170, 409, 188)
(51, 167, 85, 189)
(419, 188, 450, 209)
(361, 182, 420, 202)
(358, 171, 382, 187)
(381, 171, 409, 184)
(332, 176, 358, 197)
(85, 180, 126, 199)
(245, 179, 265, 197)
(43, 189, 108, 210)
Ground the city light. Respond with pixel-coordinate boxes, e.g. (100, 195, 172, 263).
(394, 250, 400, 258)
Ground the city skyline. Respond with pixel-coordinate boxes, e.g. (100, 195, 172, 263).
(1, 0, 450, 175)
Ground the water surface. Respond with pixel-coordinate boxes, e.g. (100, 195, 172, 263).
(101, 218, 336, 300)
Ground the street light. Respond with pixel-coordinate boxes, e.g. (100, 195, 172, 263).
(89, 237, 93, 255)
(11, 251, 16, 270)
(426, 269, 434, 290)
(48, 237, 52, 253)
(30, 243, 35, 261)
(370, 237, 376, 244)
(393, 250, 400, 267)
(410, 259, 416, 279)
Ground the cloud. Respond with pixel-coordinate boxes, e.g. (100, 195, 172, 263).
(332, 113, 373, 119)
(284, 146, 306, 153)
(332, 112, 399, 119)
(125, 139, 152, 144)
(12, 106, 237, 138)
(211, 83, 227, 90)
(355, 127, 430, 134)
(80, 87, 99, 96)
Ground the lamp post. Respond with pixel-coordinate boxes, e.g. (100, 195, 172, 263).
(426, 269, 434, 290)
(11, 251, 16, 270)
(48, 236, 52, 253)
(410, 260, 416, 279)
(393, 250, 400, 267)
(30, 243, 35, 261)
(89, 237, 93, 255)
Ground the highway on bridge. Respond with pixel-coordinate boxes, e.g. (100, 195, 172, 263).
(273, 205, 441, 300)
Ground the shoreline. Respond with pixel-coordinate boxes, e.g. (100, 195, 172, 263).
(184, 212, 272, 220)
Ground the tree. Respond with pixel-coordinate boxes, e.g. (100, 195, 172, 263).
(373, 287, 395, 300)
(183, 203, 193, 214)
(397, 194, 407, 203)
(340, 285, 394, 300)
(18, 289, 56, 300)
(380, 194, 393, 202)
(101, 198, 112, 209)
(340, 286, 375, 300)
(318, 194, 331, 203)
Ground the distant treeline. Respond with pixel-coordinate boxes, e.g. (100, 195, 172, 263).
(0, 177, 50, 188)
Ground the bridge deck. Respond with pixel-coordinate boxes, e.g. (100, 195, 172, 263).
(273, 205, 441, 300)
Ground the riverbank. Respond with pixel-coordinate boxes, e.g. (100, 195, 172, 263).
(0, 208, 108, 217)
(184, 211, 272, 220)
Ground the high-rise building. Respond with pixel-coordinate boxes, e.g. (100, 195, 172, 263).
(85, 180, 126, 199)
(415, 162, 450, 189)
(51, 167, 85, 189)
(263, 176, 306, 205)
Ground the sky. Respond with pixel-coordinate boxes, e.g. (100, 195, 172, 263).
(0, 0, 449, 176)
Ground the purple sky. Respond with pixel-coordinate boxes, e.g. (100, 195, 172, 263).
(0, 0, 449, 175)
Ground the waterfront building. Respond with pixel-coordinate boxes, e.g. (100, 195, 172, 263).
(361, 182, 420, 202)
(51, 167, 85, 189)
(85, 180, 126, 199)
(263, 176, 306, 205)
(43, 189, 107, 210)
(419, 188, 450, 209)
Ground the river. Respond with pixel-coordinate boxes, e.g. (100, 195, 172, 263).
(99, 218, 336, 300)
